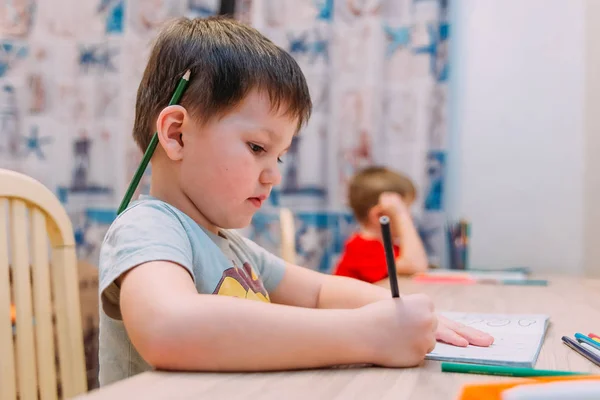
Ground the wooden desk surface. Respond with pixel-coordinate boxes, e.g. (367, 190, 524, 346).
(77, 276, 600, 400)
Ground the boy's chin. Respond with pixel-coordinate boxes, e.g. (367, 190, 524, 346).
(218, 215, 254, 230)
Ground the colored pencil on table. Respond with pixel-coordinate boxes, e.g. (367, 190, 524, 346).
(575, 333, 600, 352)
(589, 333, 600, 342)
(562, 336, 600, 367)
(441, 362, 586, 377)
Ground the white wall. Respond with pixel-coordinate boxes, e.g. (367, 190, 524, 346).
(447, 0, 585, 273)
(584, 0, 600, 277)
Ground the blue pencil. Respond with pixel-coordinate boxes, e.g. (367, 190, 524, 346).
(562, 336, 600, 367)
(575, 333, 600, 352)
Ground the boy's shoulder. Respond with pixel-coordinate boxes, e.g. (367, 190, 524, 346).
(106, 195, 194, 237)
(100, 195, 205, 265)
(115, 195, 182, 221)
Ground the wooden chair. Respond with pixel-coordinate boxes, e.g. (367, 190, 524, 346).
(0, 169, 87, 399)
(279, 208, 297, 264)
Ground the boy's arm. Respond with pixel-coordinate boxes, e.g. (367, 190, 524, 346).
(391, 210, 428, 274)
(118, 260, 436, 372)
(270, 261, 389, 309)
(271, 262, 494, 347)
(379, 193, 428, 274)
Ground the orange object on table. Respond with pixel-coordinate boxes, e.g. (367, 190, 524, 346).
(458, 375, 600, 400)
(10, 303, 16, 323)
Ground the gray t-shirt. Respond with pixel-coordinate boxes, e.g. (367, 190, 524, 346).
(97, 196, 286, 386)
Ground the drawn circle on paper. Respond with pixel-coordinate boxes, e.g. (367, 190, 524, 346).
(460, 318, 484, 326)
(518, 319, 536, 327)
(486, 319, 511, 327)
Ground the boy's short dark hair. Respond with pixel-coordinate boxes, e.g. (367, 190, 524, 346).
(133, 16, 312, 151)
(348, 166, 416, 223)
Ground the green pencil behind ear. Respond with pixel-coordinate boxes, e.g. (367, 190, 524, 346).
(117, 70, 191, 215)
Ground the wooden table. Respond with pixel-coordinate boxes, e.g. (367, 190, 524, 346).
(77, 276, 600, 400)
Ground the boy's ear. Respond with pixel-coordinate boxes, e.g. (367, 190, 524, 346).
(156, 105, 187, 161)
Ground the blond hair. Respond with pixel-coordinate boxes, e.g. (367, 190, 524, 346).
(348, 166, 416, 223)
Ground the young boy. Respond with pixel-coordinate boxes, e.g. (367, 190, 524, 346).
(334, 167, 428, 283)
(98, 16, 493, 386)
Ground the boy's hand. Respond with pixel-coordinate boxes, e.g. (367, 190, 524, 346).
(378, 192, 410, 219)
(435, 315, 495, 347)
(361, 294, 437, 367)
(359, 294, 495, 367)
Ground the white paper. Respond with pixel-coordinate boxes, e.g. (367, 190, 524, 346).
(426, 312, 550, 368)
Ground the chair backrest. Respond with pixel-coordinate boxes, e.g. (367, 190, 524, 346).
(0, 169, 87, 400)
(279, 208, 296, 264)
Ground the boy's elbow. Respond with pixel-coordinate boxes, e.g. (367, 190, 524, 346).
(136, 331, 179, 370)
(395, 257, 428, 275)
(127, 311, 182, 369)
(123, 304, 195, 370)
(126, 304, 220, 371)
(413, 256, 429, 272)
(134, 321, 208, 370)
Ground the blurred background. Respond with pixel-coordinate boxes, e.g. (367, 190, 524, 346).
(2, 0, 596, 277)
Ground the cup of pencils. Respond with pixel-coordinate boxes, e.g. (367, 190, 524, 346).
(447, 219, 470, 270)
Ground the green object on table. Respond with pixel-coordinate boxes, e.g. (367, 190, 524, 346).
(117, 70, 192, 215)
(441, 362, 588, 377)
(500, 279, 548, 286)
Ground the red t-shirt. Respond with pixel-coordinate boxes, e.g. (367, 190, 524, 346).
(334, 234, 400, 283)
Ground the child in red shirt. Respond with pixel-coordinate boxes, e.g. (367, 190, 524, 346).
(334, 167, 428, 283)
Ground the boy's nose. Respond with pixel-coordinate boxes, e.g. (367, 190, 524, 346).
(260, 167, 282, 186)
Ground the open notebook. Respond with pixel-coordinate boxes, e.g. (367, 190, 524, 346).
(426, 312, 550, 368)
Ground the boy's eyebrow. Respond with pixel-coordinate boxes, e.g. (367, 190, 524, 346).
(257, 127, 276, 139)
(253, 126, 292, 151)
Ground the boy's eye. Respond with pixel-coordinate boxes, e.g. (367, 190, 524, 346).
(248, 142, 283, 164)
(248, 143, 265, 153)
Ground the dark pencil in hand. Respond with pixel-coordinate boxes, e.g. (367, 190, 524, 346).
(380, 216, 400, 298)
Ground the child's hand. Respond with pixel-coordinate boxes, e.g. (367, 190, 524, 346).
(435, 315, 495, 347)
(378, 192, 410, 219)
(361, 294, 437, 367)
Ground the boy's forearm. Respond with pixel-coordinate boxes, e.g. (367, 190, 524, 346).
(136, 294, 375, 372)
(316, 274, 390, 309)
(392, 213, 428, 274)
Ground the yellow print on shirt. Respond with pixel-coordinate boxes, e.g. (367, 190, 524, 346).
(213, 262, 270, 303)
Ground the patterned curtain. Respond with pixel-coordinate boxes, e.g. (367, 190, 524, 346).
(0, 0, 449, 272)
(241, 0, 450, 272)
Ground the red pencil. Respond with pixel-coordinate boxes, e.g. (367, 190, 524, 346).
(589, 333, 600, 341)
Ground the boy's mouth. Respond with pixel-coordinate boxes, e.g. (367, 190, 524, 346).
(248, 195, 267, 208)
